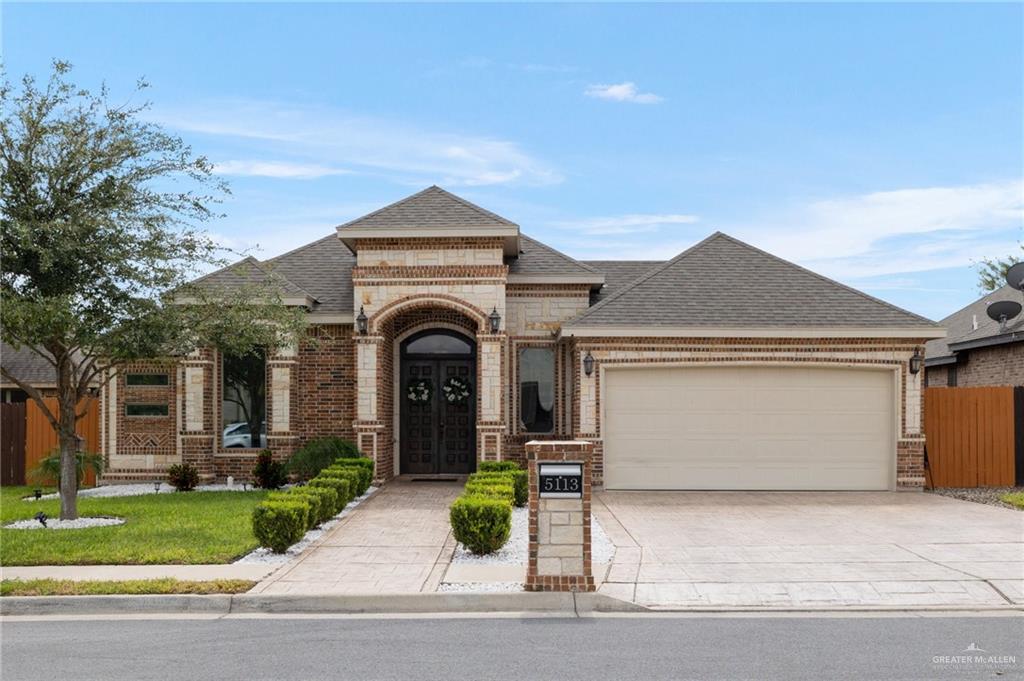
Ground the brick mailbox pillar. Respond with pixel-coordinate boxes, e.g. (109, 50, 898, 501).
(525, 440, 595, 592)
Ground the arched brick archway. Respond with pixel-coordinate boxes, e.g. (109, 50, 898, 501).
(369, 294, 489, 335)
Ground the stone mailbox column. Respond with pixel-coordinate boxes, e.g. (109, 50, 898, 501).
(525, 440, 595, 592)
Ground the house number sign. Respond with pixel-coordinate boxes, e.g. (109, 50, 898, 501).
(538, 463, 583, 499)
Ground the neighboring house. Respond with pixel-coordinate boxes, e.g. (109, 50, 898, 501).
(1, 341, 57, 403)
(98, 186, 944, 490)
(925, 284, 1024, 388)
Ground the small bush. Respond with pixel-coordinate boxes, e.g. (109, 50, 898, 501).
(290, 485, 337, 524)
(478, 461, 522, 473)
(252, 501, 307, 553)
(287, 437, 361, 480)
(332, 463, 371, 495)
(321, 467, 366, 496)
(269, 492, 319, 529)
(166, 463, 200, 492)
(450, 495, 512, 555)
(464, 480, 515, 505)
(252, 450, 287, 489)
(30, 450, 105, 485)
(308, 477, 352, 512)
(471, 470, 527, 507)
(335, 455, 373, 472)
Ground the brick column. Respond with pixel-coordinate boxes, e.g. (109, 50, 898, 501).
(525, 440, 595, 592)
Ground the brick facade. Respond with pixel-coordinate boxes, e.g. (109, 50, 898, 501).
(925, 342, 1024, 388)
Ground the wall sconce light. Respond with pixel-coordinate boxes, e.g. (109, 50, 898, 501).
(488, 307, 501, 334)
(356, 306, 368, 335)
(909, 349, 923, 375)
(583, 351, 595, 377)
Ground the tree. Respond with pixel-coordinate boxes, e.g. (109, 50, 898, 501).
(1, 62, 304, 519)
(976, 244, 1024, 293)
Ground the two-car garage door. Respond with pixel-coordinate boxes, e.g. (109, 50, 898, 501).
(602, 366, 894, 491)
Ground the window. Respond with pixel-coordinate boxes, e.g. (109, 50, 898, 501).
(405, 332, 473, 355)
(222, 349, 267, 449)
(126, 373, 169, 386)
(126, 403, 169, 417)
(519, 347, 555, 433)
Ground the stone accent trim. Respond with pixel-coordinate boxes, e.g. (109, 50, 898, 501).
(526, 440, 595, 593)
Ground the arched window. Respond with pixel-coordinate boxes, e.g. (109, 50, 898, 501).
(404, 332, 473, 356)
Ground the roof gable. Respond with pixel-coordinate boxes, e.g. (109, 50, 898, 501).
(337, 186, 517, 231)
(187, 256, 317, 307)
(926, 283, 1024, 359)
(567, 232, 939, 331)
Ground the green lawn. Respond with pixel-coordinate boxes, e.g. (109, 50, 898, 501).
(1, 486, 269, 565)
(1000, 492, 1024, 510)
(0, 578, 255, 596)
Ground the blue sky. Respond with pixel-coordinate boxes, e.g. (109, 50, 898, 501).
(4, 2, 1022, 320)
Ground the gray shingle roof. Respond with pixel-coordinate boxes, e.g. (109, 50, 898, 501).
(583, 260, 663, 303)
(925, 284, 1024, 360)
(568, 232, 940, 329)
(337, 186, 517, 231)
(1, 341, 55, 386)
(189, 256, 315, 302)
(509, 235, 602, 279)
(266, 235, 356, 315)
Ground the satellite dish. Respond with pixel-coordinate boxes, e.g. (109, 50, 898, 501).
(986, 300, 1022, 329)
(1006, 262, 1024, 291)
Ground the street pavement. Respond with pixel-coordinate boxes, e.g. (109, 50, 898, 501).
(2, 614, 1022, 680)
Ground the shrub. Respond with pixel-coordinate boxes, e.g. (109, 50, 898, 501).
(332, 463, 371, 495)
(335, 455, 373, 472)
(450, 495, 512, 555)
(471, 470, 527, 507)
(464, 480, 515, 505)
(30, 450, 105, 485)
(321, 466, 366, 496)
(252, 450, 287, 489)
(478, 461, 522, 473)
(269, 491, 319, 529)
(166, 463, 200, 492)
(290, 485, 337, 524)
(308, 477, 352, 512)
(287, 437, 361, 481)
(252, 501, 307, 553)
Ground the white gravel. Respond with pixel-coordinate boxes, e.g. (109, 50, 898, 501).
(4, 516, 125, 530)
(234, 486, 378, 564)
(26, 482, 272, 501)
(451, 506, 616, 566)
(438, 581, 524, 593)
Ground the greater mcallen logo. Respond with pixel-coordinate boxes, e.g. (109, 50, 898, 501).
(932, 643, 1017, 669)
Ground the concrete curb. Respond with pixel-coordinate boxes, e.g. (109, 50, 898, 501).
(0, 591, 648, 617)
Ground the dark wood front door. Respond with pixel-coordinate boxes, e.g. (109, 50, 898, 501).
(400, 357, 476, 475)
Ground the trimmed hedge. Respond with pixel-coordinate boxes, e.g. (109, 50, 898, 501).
(464, 480, 515, 505)
(289, 486, 337, 524)
(335, 456, 373, 473)
(318, 468, 364, 497)
(307, 477, 352, 513)
(478, 461, 522, 473)
(470, 470, 527, 507)
(287, 437, 360, 481)
(267, 492, 317, 530)
(332, 463, 372, 495)
(252, 501, 308, 553)
(450, 495, 512, 555)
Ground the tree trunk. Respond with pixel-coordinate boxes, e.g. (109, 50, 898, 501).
(57, 356, 79, 520)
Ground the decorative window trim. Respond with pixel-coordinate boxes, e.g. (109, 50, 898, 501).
(125, 373, 169, 387)
(125, 403, 169, 417)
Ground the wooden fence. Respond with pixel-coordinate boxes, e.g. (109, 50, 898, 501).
(0, 398, 99, 486)
(924, 386, 1022, 488)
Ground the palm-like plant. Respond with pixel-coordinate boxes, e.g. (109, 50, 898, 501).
(30, 449, 105, 486)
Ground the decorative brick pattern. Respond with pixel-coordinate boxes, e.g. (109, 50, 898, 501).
(526, 441, 595, 592)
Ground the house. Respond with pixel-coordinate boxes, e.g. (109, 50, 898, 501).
(97, 186, 944, 490)
(1, 341, 58, 403)
(924, 284, 1024, 388)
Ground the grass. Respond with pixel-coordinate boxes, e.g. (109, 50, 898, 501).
(0, 578, 255, 596)
(1, 486, 269, 565)
(999, 492, 1024, 510)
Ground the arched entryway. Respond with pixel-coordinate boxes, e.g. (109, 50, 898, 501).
(399, 329, 477, 475)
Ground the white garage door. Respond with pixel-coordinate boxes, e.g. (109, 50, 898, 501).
(603, 366, 894, 491)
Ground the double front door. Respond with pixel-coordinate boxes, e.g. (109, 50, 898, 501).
(400, 358, 476, 475)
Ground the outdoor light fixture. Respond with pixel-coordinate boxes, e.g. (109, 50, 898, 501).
(909, 350, 923, 375)
(356, 306, 368, 335)
(583, 351, 595, 377)
(33, 489, 42, 500)
(154, 482, 161, 493)
(488, 307, 501, 334)
(35, 511, 48, 528)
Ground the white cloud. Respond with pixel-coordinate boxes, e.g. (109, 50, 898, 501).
(214, 160, 352, 179)
(151, 101, 562, 187)
(584, 82, 663, 104)
(550, 213, 699, 235)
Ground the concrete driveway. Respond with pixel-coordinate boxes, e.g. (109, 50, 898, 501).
(594, 491, 1024, 609)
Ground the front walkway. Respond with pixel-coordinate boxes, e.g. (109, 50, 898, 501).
(253, 479, 461, 595)
(594, 490, 1024, 609)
